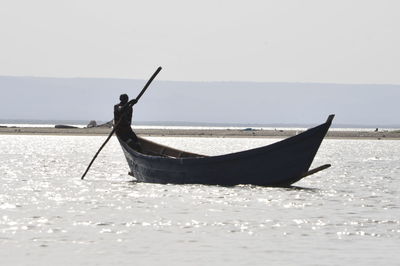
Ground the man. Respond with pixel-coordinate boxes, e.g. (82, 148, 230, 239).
(114, 94, 140, 150)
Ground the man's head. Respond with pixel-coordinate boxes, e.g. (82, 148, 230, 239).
(119, 94, 129, 104)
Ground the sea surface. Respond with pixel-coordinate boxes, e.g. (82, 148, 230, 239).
(0, 135, 399, 265)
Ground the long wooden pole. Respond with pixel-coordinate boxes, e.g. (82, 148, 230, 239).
(81, 67, 162, 180)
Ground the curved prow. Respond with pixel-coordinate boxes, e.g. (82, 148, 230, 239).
(326, 114, 335, 125)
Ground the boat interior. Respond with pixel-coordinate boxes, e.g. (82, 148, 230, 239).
(136, 136, 206, 158)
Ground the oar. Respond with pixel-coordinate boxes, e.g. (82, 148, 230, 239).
(81, 66, 162, 180)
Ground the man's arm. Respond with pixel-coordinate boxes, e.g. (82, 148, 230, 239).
(128, 98, 138, 106)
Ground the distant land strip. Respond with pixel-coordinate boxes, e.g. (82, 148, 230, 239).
(0, 126, 399, 140)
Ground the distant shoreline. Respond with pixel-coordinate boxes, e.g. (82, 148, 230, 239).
(0, 126, 399, 140)
(1, 120, 399, 129)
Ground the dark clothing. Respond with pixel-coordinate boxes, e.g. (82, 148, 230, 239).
(114, 103, 138, 146)
(114, 103, 132, 128)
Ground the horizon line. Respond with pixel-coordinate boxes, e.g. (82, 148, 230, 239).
(1, 75, 400, 87)
(1, 118, 399, 129)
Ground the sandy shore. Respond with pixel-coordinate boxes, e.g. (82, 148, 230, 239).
(0, 126, 400, 139)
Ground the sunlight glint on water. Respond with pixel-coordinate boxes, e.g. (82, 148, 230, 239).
(0, 135, 399, 265)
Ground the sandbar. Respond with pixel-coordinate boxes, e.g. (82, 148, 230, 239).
(0, 126, 399, 140)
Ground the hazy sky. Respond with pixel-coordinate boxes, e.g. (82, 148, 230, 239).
(1, 0, 399, 84)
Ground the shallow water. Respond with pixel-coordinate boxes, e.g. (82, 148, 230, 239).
(0, 135, 399, 265)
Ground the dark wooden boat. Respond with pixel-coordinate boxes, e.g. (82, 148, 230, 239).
(118, 115, 334, 186)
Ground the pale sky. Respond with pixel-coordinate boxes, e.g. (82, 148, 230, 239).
(1, 0, 399, 84)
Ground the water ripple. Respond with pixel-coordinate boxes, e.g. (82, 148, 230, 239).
(0, 135, 399, 265)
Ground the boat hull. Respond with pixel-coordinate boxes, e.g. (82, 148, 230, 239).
(119, 115, 334, 186)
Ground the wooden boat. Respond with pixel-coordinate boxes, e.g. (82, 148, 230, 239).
(118, 115, 334, 187)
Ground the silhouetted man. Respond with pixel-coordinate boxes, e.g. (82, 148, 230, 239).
(114, 94, 140, 150)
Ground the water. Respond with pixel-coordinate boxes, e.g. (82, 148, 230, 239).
(0, 135, 399, 265)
